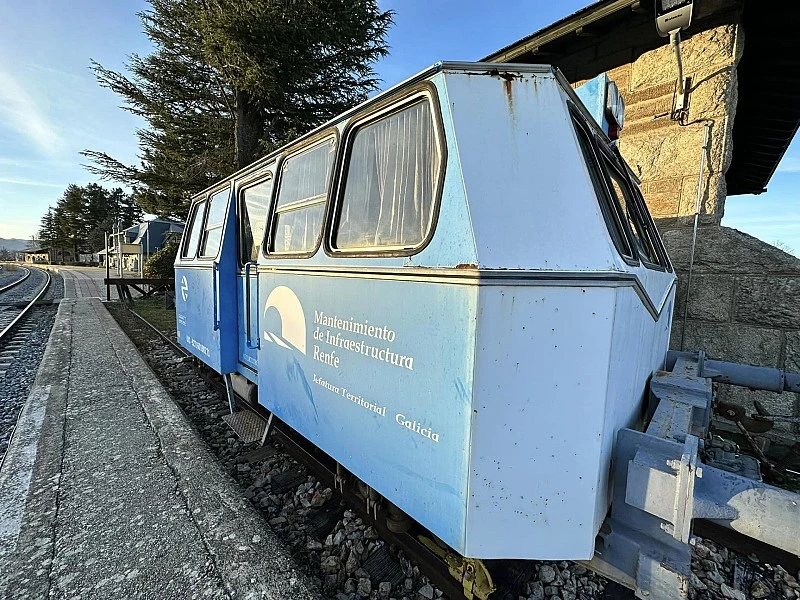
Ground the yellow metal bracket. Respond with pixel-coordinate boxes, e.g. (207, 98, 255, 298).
(419, 536, 496, 599)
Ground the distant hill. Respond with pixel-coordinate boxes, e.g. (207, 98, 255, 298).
(0, 238, 32, 252)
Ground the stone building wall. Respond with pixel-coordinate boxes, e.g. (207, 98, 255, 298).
(558, 2, 799, 441)
(559, 0, 800, 441)
(569, 6, 743, 221)
(616, 19, 742, 222)
(663, 225, 800, 441)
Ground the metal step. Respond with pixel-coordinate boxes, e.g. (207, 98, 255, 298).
(222, 410, 268, 444)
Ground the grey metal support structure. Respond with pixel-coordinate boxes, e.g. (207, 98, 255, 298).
(583, 352, 800, 599)
(667, 350, 800, 393)
(224, 374, 236, 415)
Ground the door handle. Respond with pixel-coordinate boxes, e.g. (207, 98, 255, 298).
(212, 261, 220, 331)
(245, 262, 259, 348)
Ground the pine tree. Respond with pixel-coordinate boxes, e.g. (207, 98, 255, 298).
(37, 184, 140, 256)
(116, 188, 144, 229)
(37, 209, 56, 248)
(82, 0, 392, 218)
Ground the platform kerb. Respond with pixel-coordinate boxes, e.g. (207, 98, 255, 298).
(0, 298, 316, 599)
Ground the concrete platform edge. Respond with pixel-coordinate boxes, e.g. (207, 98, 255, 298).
(0, 299, 318, 599)
(0, 297, 72, 595)
(94, 301, 318, 599)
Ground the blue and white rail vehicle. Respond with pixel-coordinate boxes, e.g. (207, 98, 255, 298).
(175, 63, 800, 599)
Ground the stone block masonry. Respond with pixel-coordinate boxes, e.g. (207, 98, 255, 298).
(502, 0, 796, 454)
(664, 225, 800, 439)
(556, 1, 800, 441)
(566, 6, 743, 223)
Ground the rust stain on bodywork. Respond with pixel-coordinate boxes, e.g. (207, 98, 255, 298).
(504, 79, 514, 114)
(488, 69, 518, 114)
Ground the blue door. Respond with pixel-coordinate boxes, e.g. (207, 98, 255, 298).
(175, 186, 238, 373)
(236, 173, 274, 380)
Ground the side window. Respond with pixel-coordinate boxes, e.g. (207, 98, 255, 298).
(240, 176, 274, 264)
(200, 187, 230, 258)
(637, 187, 672, 270)
(333, 99, 441, 251)
(604, 161, 655, 262)
(571, 114, 633, 261)
(268, 139, 335, 255)
(601, 157, 663, 267)
(182, 200, 207, 259)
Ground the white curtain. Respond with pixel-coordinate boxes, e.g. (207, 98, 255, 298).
(273, 140, 334, 252)
(337, 101, 438, 249)
(278, 141, 334, 208)
(242, 179, 273, 261)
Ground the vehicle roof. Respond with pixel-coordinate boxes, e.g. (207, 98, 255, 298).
(189, 62, 610, 201)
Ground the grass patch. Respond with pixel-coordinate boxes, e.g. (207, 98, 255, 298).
(130, 296, 176, 334)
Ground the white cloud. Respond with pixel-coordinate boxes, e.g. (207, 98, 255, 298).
(0, 177, 65, 188)
(0, 157, 73, 170)
(0, 63, 64, 156)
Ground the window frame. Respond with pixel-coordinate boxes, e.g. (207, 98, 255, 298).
(263, 129, 340, 259)
(630, 173, 673, 272)
(181, 199, 208, 260)
(569, 105, 638, 266)
(596, 144, 669, 271)
(326, 84, 447, 258)
(198, 185, 232, 260)
(237, 167, 275, 268)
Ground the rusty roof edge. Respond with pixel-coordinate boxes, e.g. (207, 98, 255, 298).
(481, 0, 640, 63)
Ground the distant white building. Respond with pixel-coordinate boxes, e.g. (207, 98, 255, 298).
(103, 217, 184, 273)
(24, 247, 74, 264)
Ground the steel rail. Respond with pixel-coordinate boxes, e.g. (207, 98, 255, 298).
(125, 305, 468, 599)
(0, 266, 31, 295)
(128, 306, 800, 598)
(0, 268, 51, 341)
(0, 267, 52, 473)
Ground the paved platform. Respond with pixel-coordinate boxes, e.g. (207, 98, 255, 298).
(58, 266, 120, 299)
(0, 298, 317, 599)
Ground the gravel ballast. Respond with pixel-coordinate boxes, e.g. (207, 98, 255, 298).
(108, 303, 799, 600)
(0, 271, 63, 462)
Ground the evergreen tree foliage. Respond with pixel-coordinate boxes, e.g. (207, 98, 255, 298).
(143, 241, 179, 279)
(37, 184, 141, 257)
(82, 0, 392, 218)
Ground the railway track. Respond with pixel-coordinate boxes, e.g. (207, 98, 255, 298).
(0, 267, 51, 371)
(0, 266, 31, 294)
(0, 266, 53, 469)
(122, 305, 800, 600)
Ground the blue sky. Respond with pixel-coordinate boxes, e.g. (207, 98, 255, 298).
(0, 0, 797, 255)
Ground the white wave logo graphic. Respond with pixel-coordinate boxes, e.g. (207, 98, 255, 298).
(262, 286, 306, 355)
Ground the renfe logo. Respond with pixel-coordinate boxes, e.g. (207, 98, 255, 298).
(180, 275, 189, 302)
(262, 286, 307, 354)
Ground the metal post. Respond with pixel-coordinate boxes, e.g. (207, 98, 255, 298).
(670, 31, 685, 96)
(679, 121, 712, 350)
(260, 413, 274, 447)
(224, 374, 236, 415)
(105, 232, 110, 301)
